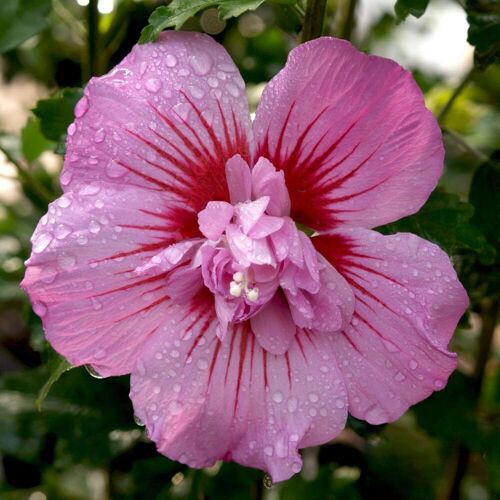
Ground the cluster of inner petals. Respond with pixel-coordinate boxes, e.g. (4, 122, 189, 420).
(136, 154, 352, 352)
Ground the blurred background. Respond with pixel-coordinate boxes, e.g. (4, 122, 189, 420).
(0, 0, 499, 498)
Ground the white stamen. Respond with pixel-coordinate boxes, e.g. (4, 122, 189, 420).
(229, 281, 243, 297)
(246, 287, 259, 302)
(232, 271, 244, 283)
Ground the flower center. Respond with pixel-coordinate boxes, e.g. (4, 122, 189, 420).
(229, 271, 259, 301)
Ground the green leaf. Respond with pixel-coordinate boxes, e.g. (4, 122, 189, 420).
(413, 372, 485, 451)
(466, 0, 500, 68)
(394, 0, 430, 21)
(32, 88, 83, 153)
(469, 154, 500, 251)
(0, 0, 51, 53)
(218, 0, 267, 18)
(378, 189, 495, 262)
(20, 117, 55, 162)
(36, 351, 73, 411)
(139, 0, 266, 43)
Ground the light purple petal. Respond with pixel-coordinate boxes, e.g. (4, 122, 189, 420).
(21, 184, 178, 376)
(253, 37, 443, 231)
(225, 154, 252, 204)
(63, 32, 252, 239)
(250, 291, 296, 355)
(251, 157, 291, 216)
(198, 201, 233, 240)
(130, 302, 347, 483)
(314, 227, 468, 424)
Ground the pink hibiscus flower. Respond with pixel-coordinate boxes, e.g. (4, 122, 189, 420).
(22, 32, 468, 482)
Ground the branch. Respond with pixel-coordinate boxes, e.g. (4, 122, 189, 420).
(438, 67, 475, 125)
(301, 0, 327, 42)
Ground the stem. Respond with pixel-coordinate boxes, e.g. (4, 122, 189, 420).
(447, 299, 500, 500)
(301, 0, 328, 42)
(339, 0, 358, 41)
(438, 67, 475, 125)
(86, 0, 99, 78)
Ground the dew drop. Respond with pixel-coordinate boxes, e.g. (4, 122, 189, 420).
(168, 400, 183, 415)
(308, 392, 319, 403)
(57, 253, 76, 271)
(67, 123, 76, 136)
(173, 102, 191, 121)
(434, 379, 444, 389)
(33, 232, 53, 253)
(88, 220, 101, 234)
(272, 391, 284, 403)
(57, 196, 72, 208)
(55, 224, 72, 240)
(165, 54, 178, 67)
(85, 364, 103, 379)
(60, 170, 72, 186)
(75, 96, 89, 117)
(134, 414, 145, 426)
(94, 128, 106, 143)
(106, 160, 127, 178)
(409, 359, 418, 370)
(33, 301, 47, 317)
(287, 397, 298, 413)
(188, 53, 213, 75)
(40, 265, 58, 284)
(264, 445, 274, 457)
(145, 78, 161, 93)
(226, 83, 240, 97)
(197, 358, 209, 370)
(189, 85, 205, 99)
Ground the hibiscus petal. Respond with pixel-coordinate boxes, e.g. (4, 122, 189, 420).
(63, 32, 252, 238)
(313, 228, 468, 424)
(21, 184, 181, 376)
(247, 215, 284, 239)
(225, 154, 252, 204)
(235, 196, 270, 234)
(198, 201, 233, 240)
(311, 255, 355, 333)
(251, 157, 291, 216)
(130, 304, 348, 482)
(250, 291, 296, 355)
(254, 37, 443, 230)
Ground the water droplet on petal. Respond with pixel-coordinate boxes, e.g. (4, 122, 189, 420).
(188, 53, 213, 75)
(173, 102, 191, 121)
(85, 364, 103, 379)
(89, 220, 101, 234)
(75, 96, 89, 117)
(33, 301, 47, 317)
(55, 224, 72, 240)
(165, 54, 178, 67)
(272, 391, 283, 403)
(94, 128, 106, 143)
(264, 445, 274, 457)
(106, 160, 127, 178)
(145, 78, 161, 93)
(134, 414, 145, 426)
(168, 400, 183, 415)
(57, 196, 72, 208)
(33, 232, 53, 253)
(308, 392, 319, 403)
(67, 123, 76, 136)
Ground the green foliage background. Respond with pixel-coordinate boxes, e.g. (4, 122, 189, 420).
(0, 0, 499, 499)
